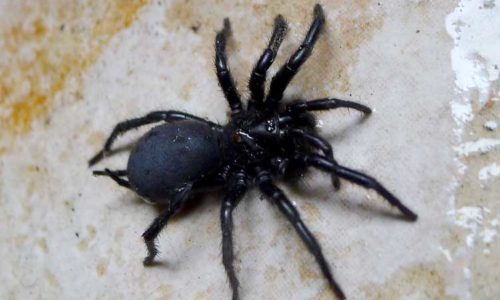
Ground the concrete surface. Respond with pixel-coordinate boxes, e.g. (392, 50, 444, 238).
(0, 0, 498, 299)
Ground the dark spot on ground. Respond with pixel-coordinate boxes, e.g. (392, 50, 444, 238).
(190, 24, 200, 33)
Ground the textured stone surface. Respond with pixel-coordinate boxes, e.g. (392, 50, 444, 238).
(0, 1, 498, 299)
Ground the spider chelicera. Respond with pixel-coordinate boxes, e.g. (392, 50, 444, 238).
(89, 4, 418, 300)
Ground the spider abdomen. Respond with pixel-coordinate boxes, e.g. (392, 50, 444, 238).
(127, 120, 225, 202)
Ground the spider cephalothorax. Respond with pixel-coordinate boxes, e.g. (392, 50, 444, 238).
(89, 4, 417, 300)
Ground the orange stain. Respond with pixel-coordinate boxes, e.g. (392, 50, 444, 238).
(0, 0, 148, 136)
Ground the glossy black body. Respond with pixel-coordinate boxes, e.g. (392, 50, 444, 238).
(89, 5, 417, 300)
(127, 121, 227, 202)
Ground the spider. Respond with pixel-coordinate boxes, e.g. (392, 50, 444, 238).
(89, 4, 417, 300)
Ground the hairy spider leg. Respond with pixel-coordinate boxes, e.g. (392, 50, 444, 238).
(215, 19, 243, 116)
(286, 98, 372, 115)
(256, 168, 346, 300)
(247, 15, 288, 111)
(93, 169, 128, 177)
(142, 183, 193, 266)
(279, 97, 372, 190)
(93, 169, 131, 188)
(277, 97, 372, 133)
(286, 128, 341, 189)
(88, 111, 216, 166)
(301, 154, 418, 221)
(220, 170, 248, 300)
(266, 4, 325, 109)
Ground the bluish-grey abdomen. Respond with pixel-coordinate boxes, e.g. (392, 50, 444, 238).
(127, 121, 224, 201)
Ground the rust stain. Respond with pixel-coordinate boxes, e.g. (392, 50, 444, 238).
(300, 202, 321, 221)
(87, 224, 97, 240)
(152, 284, 174, 300)
(87, 131, 107, 148)
(77, 224, 97, 251)
(193, 291, 208, 300)
(37, 237, 49, 253)
(23, 202, 33, 218)
(194, 286, 214, 300)
(359, 264, 454, 300)
(312, 286, 336, 300)
(44, 269, 61, 288)
(96, 260, 108, 277)
(291, 240, 322, 286)
(0, 0, 148, 137)
(481, 80, 500, 111)
(331, 15, 384, 93)
(13, 234, 29, 247)
(26, 164, 41, 173)
(298, 260, 321, 282)
(264, 265, 280, 281)
(78, 239, 89, 251)
(114, 226, 125, 243)
(64, 199, 75, 211)
(179, 82, 193, 102)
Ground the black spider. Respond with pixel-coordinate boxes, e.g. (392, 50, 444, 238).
(89, 4, 417, 300)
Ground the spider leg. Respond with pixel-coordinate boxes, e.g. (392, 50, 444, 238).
(215, 18, 243, 116)
(266, 4, 325, 109)
(93, 168, 131, 189)
(220, 170, 248, 300)
(301, 154, 418, 221)
(286, 98, 372, 115)
(286, 128, 341, 189)
(270, 156, 290, 176)
(256, 168, 346, 300)
(142, 183, 192, 266)
(247, 15, 288, 111)
(93, 169, 128, 177)
(88, 110, 215, 166)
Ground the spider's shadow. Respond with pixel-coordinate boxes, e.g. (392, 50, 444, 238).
(289, 176, 412, 223)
